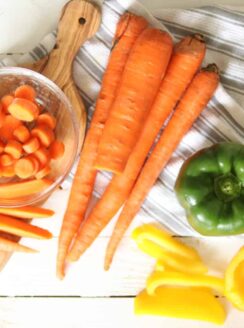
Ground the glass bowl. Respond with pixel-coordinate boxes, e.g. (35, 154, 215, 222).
(0, 67, 79, 207)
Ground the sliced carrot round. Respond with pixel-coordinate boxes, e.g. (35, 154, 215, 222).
(35, 165, 51, 179)
(14, 85, 36, 102)
(2, 164, 15, 178)
(27, 155, 40, 175)
(49, 140, 65, 159)
(33, 147, 50, 167)
(31, 124, 55, 147)
(23, 137, 40, 154)
(37, 113, 56, 130)
(13, 125, 30, 143)
(1, 95, 14, 113)
(0, 154, 14, 166)
(0, 141, 5, 154)
(8, 98, 39, 122)
(14, 157, 35, 179)
(5, 140, 22, 159)
(0, 115, 23, 142)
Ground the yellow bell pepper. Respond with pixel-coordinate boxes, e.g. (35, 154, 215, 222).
(132, 224, 199, 260)
(134, 287, 226, 325)
(225, 246, 244, 310)
(132, 224, 207, 274)
(147, 271, 225, 295)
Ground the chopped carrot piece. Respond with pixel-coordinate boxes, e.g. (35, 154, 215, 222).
(14, 84, 36, 102)
(0, 154, 14, 166)
(0, 141, 4, 154)
(8, 98, 39, 122)
(28, 155, 40, 175)
(0, 105, 6, 128)
(14, 157, 35, 179)
(0, 178, 53, 199)
(23, 137, 40, 154)
(13, 125, 30, 143)
(31, 124, 54, 147)
(2, 164, 15, 177)
(1, 94, 14, 113)
(49, 140, 65, 159)
(37, 113, 56, 130)
(0, 115, 22, 142)
(5, 140, 22, 159)
(35, 165, 51, 179)
(33, 147, 50, 167)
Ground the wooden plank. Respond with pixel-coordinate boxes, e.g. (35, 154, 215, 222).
(0, 297, 243, 328)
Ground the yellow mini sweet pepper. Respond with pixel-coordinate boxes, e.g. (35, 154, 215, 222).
(225, 246, 244, 311)
(135, 287, 226, 325)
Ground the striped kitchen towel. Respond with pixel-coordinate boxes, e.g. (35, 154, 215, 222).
(1, 0, 244, 236)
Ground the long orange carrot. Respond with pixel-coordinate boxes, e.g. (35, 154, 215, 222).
(0, 236, 37, 253)
(95, 28, 173, 174)
(56, 13, 148, 279)
(104, 64, 219, 270)
(67, 34, 206, 263)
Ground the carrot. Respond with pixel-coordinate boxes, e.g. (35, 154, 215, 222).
(95, 28, 173, 174)
(13, 125, 30, 143)
(0, 154, 14, 166)
(0, 214, 52, 239)
(56, 12, 149, 279)
(34, 147, 50, 167)
(1, 94, 14, 113)
(0, 106, 6, 128)
(0, 178, 52, 199)
(67, 34, 206, 263)
(31, 124, 54, 147)
(5, 140, 22, 159)
(2, 165, 15, 178)
(35, 165, 51, 179)
(28, 155, 40, 175)
(14, 157, 36, 178)
(23, 137, 40, 154)
(103, 64, 220, 270)
(8, 98, 39, 122)
(0, 115, 22, 142)
(0, 236, 37, 253)
(14, 84, 36, 102)
(37, 113, 56, 130)
(49, 140, 65, 159)
(0, 141, 5, 154)
(0, 206, 54, 219)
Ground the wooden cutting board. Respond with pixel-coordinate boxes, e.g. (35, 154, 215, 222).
(0, 0, 101, 271)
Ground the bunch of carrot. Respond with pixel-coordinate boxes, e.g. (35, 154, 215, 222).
(0, 84, 64, 195)
(0, 205, 54, 254)
(57, 12, 219, 279)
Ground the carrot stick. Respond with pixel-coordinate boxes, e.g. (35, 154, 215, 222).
(56, 13, 149, 279)
(95, 28, 173, 174)
(103, 64, 219, 270)
(0, 236, 37, 253)
(0, 214, 52, 239)
(0, 206, 54, 219)
(0, 178, 53, 199)
(67, 34, 206, 263)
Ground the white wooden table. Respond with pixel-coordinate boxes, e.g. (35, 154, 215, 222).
(1, 1, 244, 327)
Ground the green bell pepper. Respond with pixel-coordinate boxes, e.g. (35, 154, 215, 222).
(175, 142, 244, 236)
